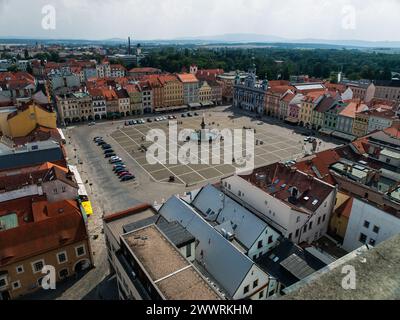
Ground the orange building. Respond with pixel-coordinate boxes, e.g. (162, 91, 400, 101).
(0, 195, 93, 300)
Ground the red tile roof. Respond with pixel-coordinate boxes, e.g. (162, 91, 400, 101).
(129, 67, 161, 74)
(0, 165, 77, 192)
(12, 126, 61, 146)
(294, 144, 363, 185)
(240, 163, 335, 214)
(0, 196, 88, 267)
(177, 73, 199, 83)
(335, 197, 354, 219)
(339, 101, 368, 118)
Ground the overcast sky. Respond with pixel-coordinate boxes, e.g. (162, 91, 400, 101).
(0, 0, 399, 41)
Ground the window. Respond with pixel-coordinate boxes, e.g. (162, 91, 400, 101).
(369, 239, 376, 246)
(59, 269, 69, 279)
(243, 285, 249, 294)
(268, 289, 275, 297)
(322, 214, 326, 222)
(295, 229, 299, 238)
(259, 290, 264, 299)
(253, 279, 258, 288)
(359, 233, 367, 244)
(57, 251, 68, 264)
(12, 281, 21, 290)
(317, 217, 321, 225)
(16, 265, 24, 274)
(363, 220, 370, 229)
(373, 226, 380, 234)
(309, 221, 313, 230)
(186, 244, 192, 258)
(257, 240, 263, 249)
(75, 245, 86, 257)
(32, 259, 45, 274)
(288, 233, 292, 240)
(0, 277, 7, 288)
(268, 235, 273, 244)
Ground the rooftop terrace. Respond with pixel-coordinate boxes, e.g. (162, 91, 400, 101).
(123, 225, 221, 300)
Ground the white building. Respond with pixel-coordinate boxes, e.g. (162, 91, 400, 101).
(96, 61, 111, 78)
(221, 163, 337, 244)
(159, 195, 276, 300)
(103, 205, 222, 300)
(110, 64, 126, 78)
(191, 184, 281, 260)
(342, 198, 400, 252)
(367, 109, 398, 133)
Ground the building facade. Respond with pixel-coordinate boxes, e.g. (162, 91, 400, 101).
(233, 66, 268, 115)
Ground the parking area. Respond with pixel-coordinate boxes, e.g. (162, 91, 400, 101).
(109, 111, 312, 186)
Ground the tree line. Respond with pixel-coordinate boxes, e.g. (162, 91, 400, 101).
(141, 47, 399, 82)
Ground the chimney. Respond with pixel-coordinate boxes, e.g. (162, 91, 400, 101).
(128, 37, 131, 55)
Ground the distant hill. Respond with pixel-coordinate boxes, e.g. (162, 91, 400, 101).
(173, 33, 400, 48)
(1, 33, 400, 49)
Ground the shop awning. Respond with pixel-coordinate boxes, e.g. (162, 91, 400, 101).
(155, 105, 188, 112)
(285, 117, 299, 124)
(319, 128, 334, 135)
(188, 103, 202, 108)
(332, 131, 356, 141)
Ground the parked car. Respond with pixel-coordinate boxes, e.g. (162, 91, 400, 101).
(147, 118, 152, 123)
(97, 140, 107, 146)
(105, 153, 116, 158)
(194, 112, 199, 116)
(121, 175, 135, 181)
(110, 159, 123, 164)
(115, 168, 128, 174)
(110, 156, 121, 161)
(104, 149, 115, 154)
(187, 112, 192, 117)
(113, 164, 126, 171)
(118, 171, 131, 177)
(181, 113, 186, 118)
(93, 136, 103, 142)
(88, 122, 96, 126)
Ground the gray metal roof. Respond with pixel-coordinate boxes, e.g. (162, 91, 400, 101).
(192, 184, 268, 250)
(123, 215, 195, 248)
(256, 239, 326, 287)
(159, 196, 255, 297)
(0, 145, 64, 170)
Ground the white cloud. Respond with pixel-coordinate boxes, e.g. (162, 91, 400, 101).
(0, 0, 399, 41)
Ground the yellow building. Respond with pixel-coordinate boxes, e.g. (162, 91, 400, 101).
(1, 102, 57, 138)
(328, 192, 354, 242)
(299, 93, 323, 129)
(159, 75, 184, 108)
(198, 81, 212, 103)
(352, 110, 370, 137)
